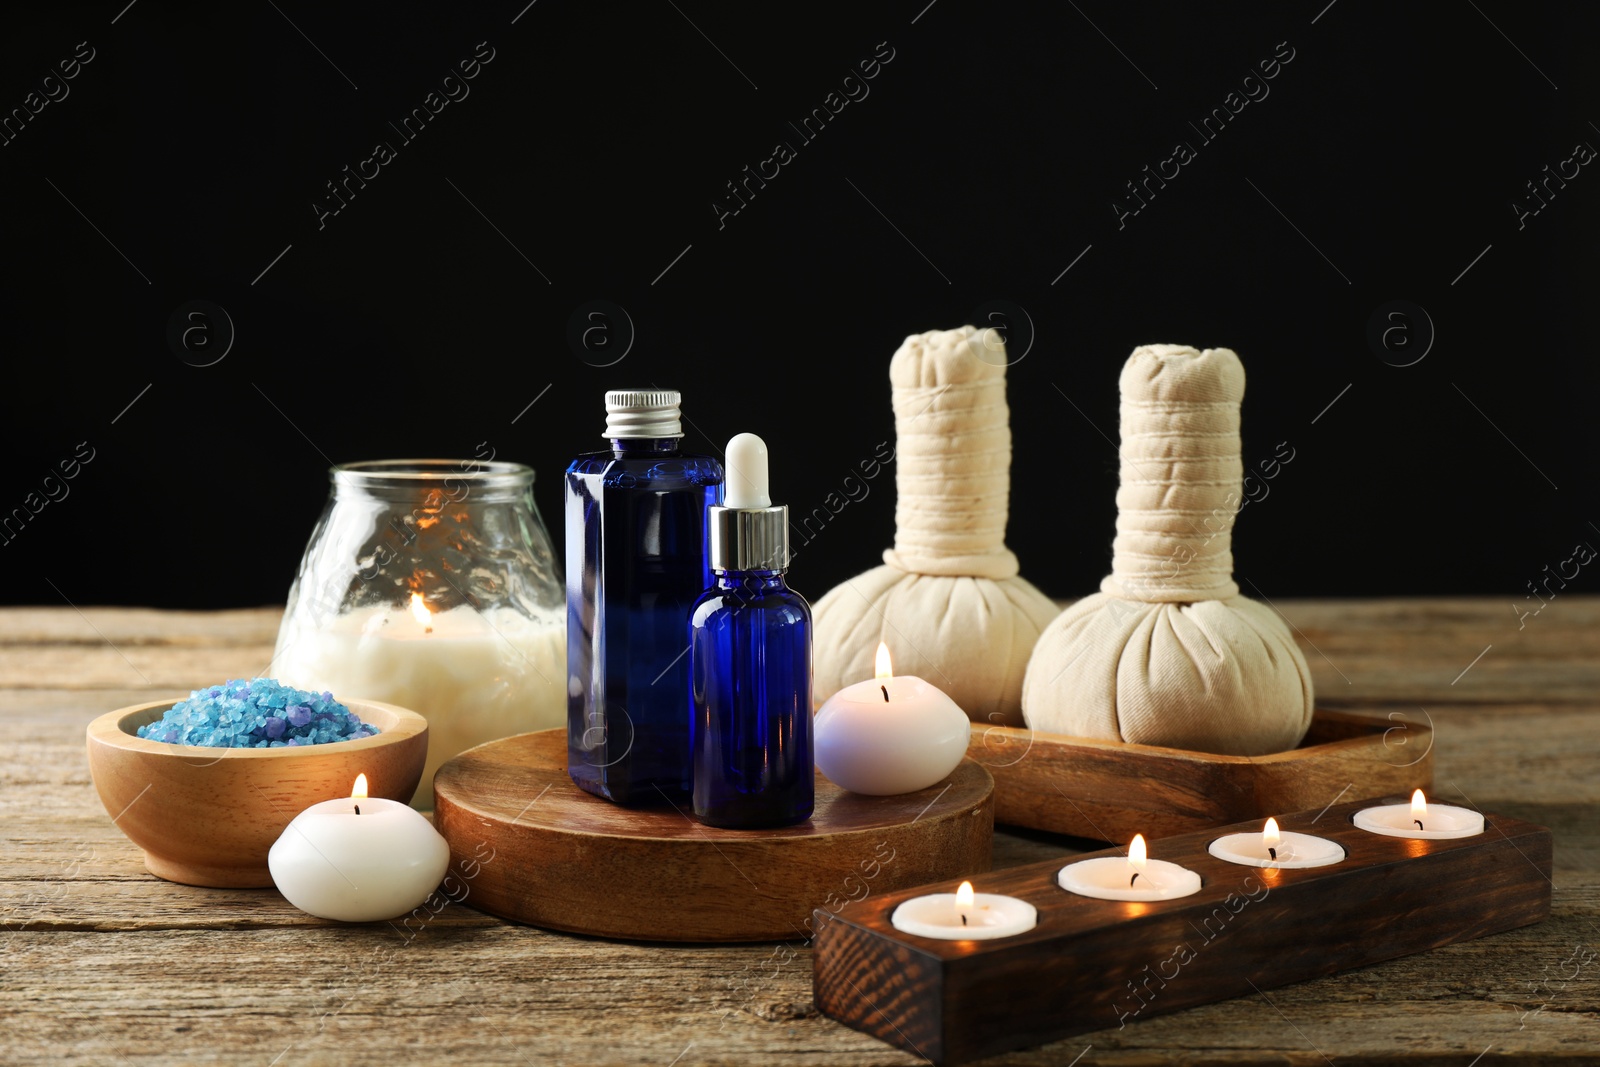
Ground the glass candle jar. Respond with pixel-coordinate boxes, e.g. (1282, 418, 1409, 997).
(272, 459, 565, 807)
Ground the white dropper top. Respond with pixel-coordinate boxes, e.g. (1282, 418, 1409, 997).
(724, 433, 771, 509)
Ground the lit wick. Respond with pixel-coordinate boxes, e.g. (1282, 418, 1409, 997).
(955, 881, 975, 929)
(1128, 833, 1149, 890)
(1410, 789, 1427, 833)
(1268, 846, 1277, 860)
(355, 805, 361, 815)
(881, 685, 889, 703)
(410, 592, 434, 635)
(1414, 819, 1424, 830)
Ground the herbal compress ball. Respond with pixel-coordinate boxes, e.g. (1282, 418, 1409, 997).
(1021, 345, 1313, 755)
(812, 326, 1058, 727)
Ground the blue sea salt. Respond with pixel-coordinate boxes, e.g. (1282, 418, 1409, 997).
(136, 678, 378, 748)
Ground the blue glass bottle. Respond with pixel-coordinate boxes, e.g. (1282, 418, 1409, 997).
(689, 433, 813, 828)
(566, 390, 723, 804)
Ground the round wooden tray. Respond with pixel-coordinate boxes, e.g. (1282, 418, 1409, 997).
(433, 729, 994, 942)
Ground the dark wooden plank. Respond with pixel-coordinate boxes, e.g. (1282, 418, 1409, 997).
(815, 802, 1558, 1064)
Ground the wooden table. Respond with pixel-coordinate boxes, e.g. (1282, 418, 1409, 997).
(4, 601, 1596, 1065)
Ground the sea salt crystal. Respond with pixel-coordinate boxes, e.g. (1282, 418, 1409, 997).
(135, 678, 378, 749)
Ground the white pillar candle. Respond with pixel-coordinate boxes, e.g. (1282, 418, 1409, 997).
(274, 596, 565, 806)
(1353, 789, 1484, 840)
(1208, 817, 1345, 869)
(891, 880, 1037, 941)
(1058, 834, 1202, 902)
(814, 643, 970, 796)
(269, 774, 450, 922)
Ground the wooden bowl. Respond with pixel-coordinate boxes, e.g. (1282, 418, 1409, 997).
(86, 698, 429, 888)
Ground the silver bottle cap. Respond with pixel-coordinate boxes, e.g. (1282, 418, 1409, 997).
(604, 389, 684, 439)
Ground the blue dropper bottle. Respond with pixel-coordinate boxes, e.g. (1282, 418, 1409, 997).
(689, 433, 814, 828)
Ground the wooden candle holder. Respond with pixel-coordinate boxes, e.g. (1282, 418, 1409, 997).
(813, 798, 1551, 1065)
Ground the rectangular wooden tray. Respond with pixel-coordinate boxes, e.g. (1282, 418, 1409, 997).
(964, 708, 1431, 840)
(813, 798, 1551, 1065)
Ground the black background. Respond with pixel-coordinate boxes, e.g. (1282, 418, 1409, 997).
(3, 1, 1596, 610)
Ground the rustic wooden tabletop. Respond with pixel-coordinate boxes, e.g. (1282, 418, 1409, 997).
(4, 600, 1596, 1065)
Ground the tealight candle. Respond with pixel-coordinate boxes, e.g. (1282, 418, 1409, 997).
(891, 880, 1038, 941)
(814, 643, 970, 795)
(1058, 834, 1202, 901)
(1353, 789, 1484, 840)
(1208, 817, 1345, 869)
(269, 774, 451, 922)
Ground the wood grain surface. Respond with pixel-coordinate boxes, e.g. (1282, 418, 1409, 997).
(433, 729, 993, 942)
(2, 599, 1597, 1065)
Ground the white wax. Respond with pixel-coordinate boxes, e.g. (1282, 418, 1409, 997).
(1208, 831, 1345, 869)
(891, 892, 1038, 941)
(813, 675, 970, 796)
(1058, 857, 1202, 901)
(274, 604, 565, 806)
(1352, 802, 1484, 840)
(268, 796, 450, 922)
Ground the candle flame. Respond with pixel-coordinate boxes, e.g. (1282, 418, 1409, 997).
(1263, 817, 1281, 850)
(1411, 788, 1428, 821)
(352, 774, 368, 799)
(409, 593, 432, 628)
(955, 881, 975, 907)
(874, 642, 893, 680)
(1129, 833, 1148, 870)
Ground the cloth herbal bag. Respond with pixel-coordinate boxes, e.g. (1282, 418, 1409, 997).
(1021, 344, 1313, 755)
(812, 325, 1059, 727)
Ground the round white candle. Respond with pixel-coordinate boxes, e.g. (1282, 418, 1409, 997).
(814, 643, 970, 796)
(1353, 789, 1484, 840)
(891, 881, 1037, 941)
(269, 775, 451, 922)
(1058, 834, 1202, 902)
(274, 597, 565, 806)
(1208, 817, 1345, 869)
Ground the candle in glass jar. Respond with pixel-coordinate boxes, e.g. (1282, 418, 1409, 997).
(273, 594, 565, 807)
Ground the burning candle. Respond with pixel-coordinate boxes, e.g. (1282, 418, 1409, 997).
(1057, 834, 1202, 901)
(274, 590, 565, 808)
(1208, 817, 1345, 869)
(268, 774, 451, 922)
(891, 880, 1038, 941)
(1353, 789, 1484, 840)
(813, 643, 970, 795)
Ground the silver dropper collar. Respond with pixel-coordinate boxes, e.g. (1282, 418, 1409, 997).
(712, 432, 788, 572)
(709, 505, 788, 572)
